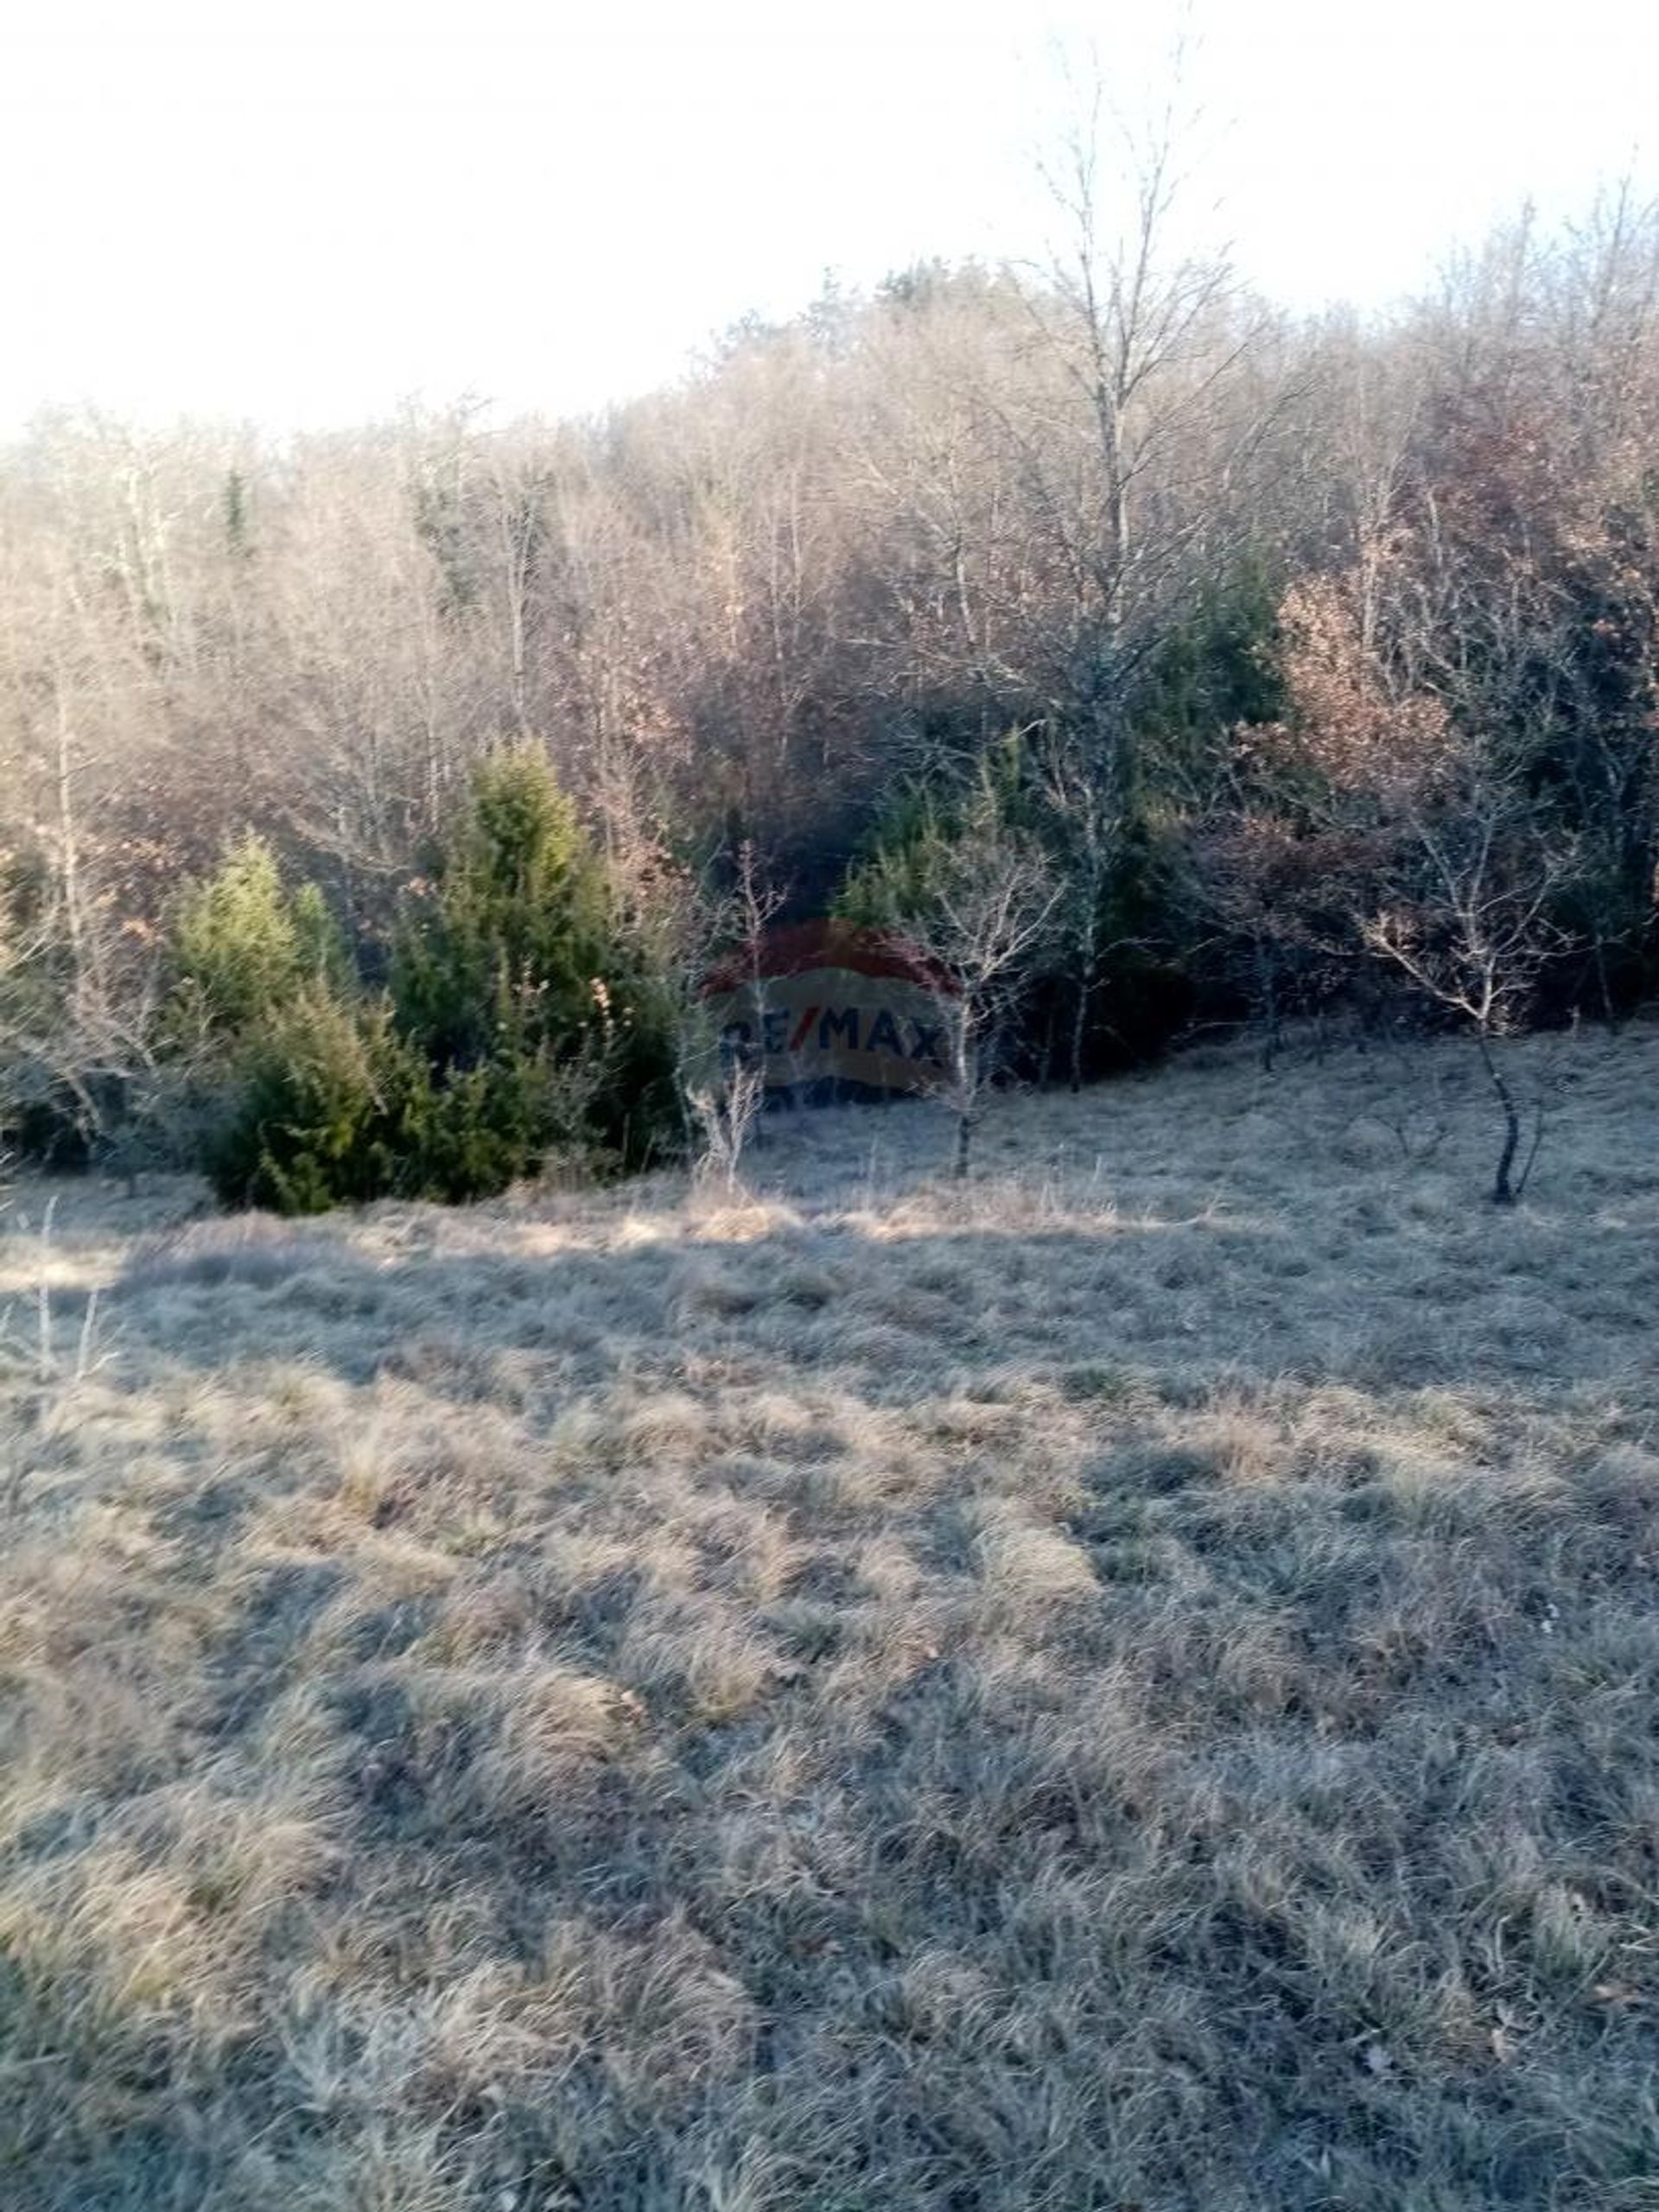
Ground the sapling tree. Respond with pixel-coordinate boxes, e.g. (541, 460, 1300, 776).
(684, 1052, 766, 1197)
(1249, 551, 1585, 1201)
(1362, 784, 1574, 1205)
(850, 800, 1059, 1178)
(681, 842, 785, 1192)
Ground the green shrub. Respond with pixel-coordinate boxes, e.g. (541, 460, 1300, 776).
(592, 984, 680, 1172)
(392, 748, 678, 1177)
(168, 836, 346, 1044)
(179, 758, 681, 1213)
(837, 786, 962, 932)
(392, 752, 611, 1069)
(206, 999, 599, 1217)
(205, 990, 415, 1214)
(402, 1055, 563, 1204)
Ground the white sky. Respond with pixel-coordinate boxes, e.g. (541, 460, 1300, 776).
(3, 0, 1655, 435)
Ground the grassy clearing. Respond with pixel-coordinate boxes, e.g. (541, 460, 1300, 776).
(3, 1027, 1658, 2209)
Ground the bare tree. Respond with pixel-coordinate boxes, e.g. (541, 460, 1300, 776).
(1029, 58, 1245, 677)
(1009, 55, 1278, 1079)
(1253, 543, 1584, 1202)
(683, 842, 786, 1190)
(1362, 784, 1574, 1205)
(1191, 811, 1368, 1070)
(864, 809, 1059, 1179)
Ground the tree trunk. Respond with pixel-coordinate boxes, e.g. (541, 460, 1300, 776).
(1592, 932, 1621, 1033)
(1068, 969, 1089, 1094)
(950, 1003, 976, 1179)
(1257, 946, 1277, 1074)
(1475, 1030, 1522, 1205)
(954, 1107, 972, 1180)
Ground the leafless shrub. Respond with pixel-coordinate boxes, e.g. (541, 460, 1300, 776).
(685, 1052, 766, 1198)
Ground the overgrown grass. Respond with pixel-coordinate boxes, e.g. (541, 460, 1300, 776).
(3, 1027, 1657, 2209)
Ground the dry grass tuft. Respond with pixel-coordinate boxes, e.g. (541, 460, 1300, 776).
(3, 1024, 1658, 2207)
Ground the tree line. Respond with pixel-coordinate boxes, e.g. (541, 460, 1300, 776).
(3, 148, 1656, 1206)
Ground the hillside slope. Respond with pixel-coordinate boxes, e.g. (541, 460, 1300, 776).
(3, 1027, 1657, 2209)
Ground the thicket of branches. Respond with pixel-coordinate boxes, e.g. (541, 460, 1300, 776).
(3, 135, 1656, 1205)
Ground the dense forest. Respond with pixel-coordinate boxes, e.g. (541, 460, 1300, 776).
(3, 158, 1656, 1206)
